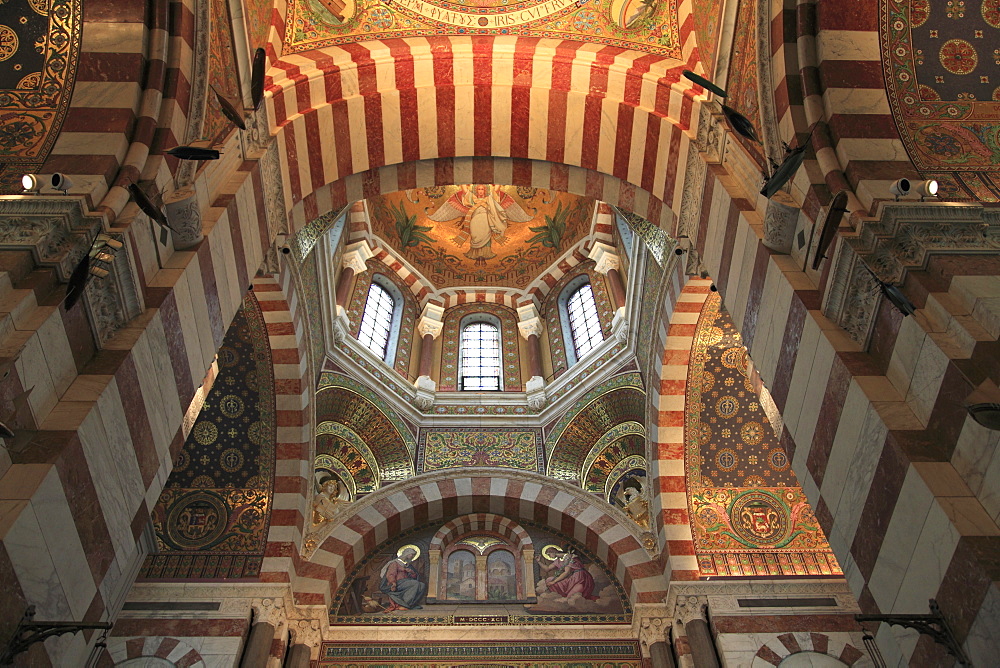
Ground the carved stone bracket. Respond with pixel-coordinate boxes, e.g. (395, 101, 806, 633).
(163, 187, 203, 249)
(0, 198, 142, 347)
(823, 202, 1000, 347)
(762, 195, 799, 254)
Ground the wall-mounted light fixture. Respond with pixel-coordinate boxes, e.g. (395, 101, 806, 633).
(914, 179, 939, 200)
(889, 178, 911, 200)
(21, 174, 40, 193)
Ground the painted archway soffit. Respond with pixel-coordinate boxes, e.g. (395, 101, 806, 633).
(0, 0, 82, 193)
(282, 0, 683, 58)
(316, 371, 416, 480)
(881, 0, 1000, 202)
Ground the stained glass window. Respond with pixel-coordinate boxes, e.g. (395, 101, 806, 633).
(459, 322, 501, 391)
(567, 283, 603, 359)
(358, 282, 395, 360)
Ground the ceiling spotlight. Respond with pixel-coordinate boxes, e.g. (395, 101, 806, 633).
(915, 179, 939, 199)
(967, 403, 1000, 431)
(21, 174, 40, 193)
(889, 178, 911, 200)
(50, 173, 74, 193)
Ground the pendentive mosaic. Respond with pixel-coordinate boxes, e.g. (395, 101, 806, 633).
(347, 258, 418, 378)
(284, 0, 681, 58)
(142, 292, 276, 580)
(438, 302, 521, 391)
(685, 293, 841, 577)
(0, 0, 82, 192)
(881, 0, 1000, 201)
(546, 376, 646, 481)
(316, 370, 416, 480)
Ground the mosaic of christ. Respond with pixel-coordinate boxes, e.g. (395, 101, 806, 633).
(368, 186, 595, 289)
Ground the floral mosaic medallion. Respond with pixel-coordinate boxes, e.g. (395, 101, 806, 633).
(142, 293, 276, 580)
(881, 0, 1000, 201)
(0, 0, 82, 192)
(284, 0, 681, 57)
(684, 293, 840, 577)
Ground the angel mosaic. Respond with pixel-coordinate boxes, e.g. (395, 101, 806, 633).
(426, 184, 533, 265)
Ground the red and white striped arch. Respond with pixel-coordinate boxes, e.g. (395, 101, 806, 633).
(651, 277, 713, 582)
(430, 513, 533, 551)
(252, 266, 316, 584)
(766, 0, 919, 219)
(261, 36, 705, 227)
(285, 471, 667, 606)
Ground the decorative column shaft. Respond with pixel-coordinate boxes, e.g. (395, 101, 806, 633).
(286, 644, 311, 668)
(675, 596, 718, 668)
(336, 241, 374, 311)
(589, 242, 626, 309)
(650, 642, 676, 668)
(417, 304, 445, 379)
(517, 303, 544, 379)
(239, 622, 276, 668)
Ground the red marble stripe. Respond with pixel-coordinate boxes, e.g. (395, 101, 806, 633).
(429, 37, 457, 158)
(715, 614, 861, 633)
(115, 355, 161, 488)
(55, 436, 117, 583)
(510, 37, 534, 157)
(805, 355, 851, 488)
(77, 52, 146, 82)
(112, 618, 247, 636)
(820, 60, 884, 89)
(305, 111, 327, 192)
(196, 241, 225, 349)
(472, 36, 493, 156)
(739, 243, 772, 350)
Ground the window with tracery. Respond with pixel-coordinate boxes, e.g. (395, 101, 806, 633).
(357, 282, 395, 360)
(459, 321, 502, 391)
(566, 283, 603, 360)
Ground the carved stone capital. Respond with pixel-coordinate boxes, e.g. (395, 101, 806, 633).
(638, 615, 671, 650)
(418, 317, 443, 339)
(289, 618, 323, 648)
(588, 242, 621, 274)
(252, 597, 286, 627)
(675, 595, 708, 625)
(525, 375, 547, 410)
(342, 241, 374, 274)
(517, 316, 544, 340)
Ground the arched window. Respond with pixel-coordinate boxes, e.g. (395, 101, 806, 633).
(357, 281, 396, 361)
(459, 319, 502, 391)
(566, 282, 604, 361)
